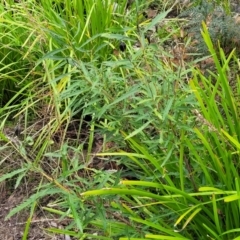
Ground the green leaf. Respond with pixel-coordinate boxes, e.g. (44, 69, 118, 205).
(224, 194, 240, 202)
(143, 9, 171, 33)
(124, 120, 152, 140)
(145, 235, 189, 240)
(6, 188, 63, 219)
(0, 168, 27, 183)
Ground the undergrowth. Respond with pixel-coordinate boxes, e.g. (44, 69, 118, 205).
(0, 0, 240, 239)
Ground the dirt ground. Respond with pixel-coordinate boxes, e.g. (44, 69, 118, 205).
(0, 183, 68, 240)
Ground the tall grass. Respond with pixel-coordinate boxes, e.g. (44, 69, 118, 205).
(0, 1, 41, 106)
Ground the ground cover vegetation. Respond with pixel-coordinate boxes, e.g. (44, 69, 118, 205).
(0, 0, 240, 239)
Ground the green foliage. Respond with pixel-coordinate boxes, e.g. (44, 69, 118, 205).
(0, 2, 40, 106)
(38, 0, 132, 61)
(0, 0, 240, 239)
(0, 0, 133, 106)
(79, 22, 240, 239)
